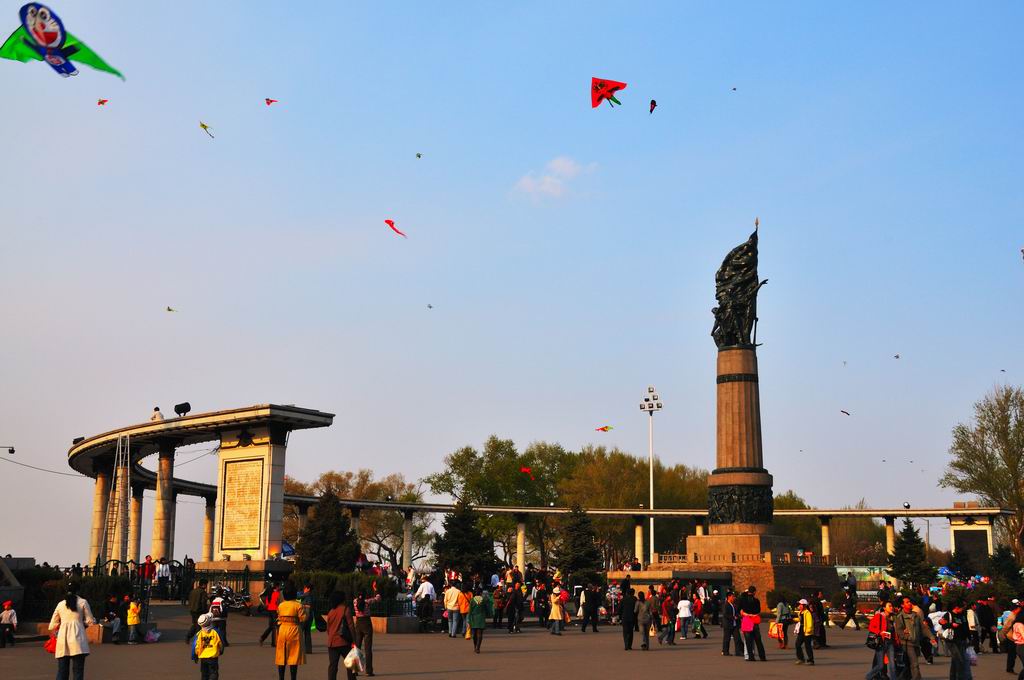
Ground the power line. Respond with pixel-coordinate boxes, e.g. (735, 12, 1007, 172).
(0, 456, 81, 477)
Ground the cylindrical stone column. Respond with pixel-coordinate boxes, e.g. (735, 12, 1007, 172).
(820, 516, 831, 557)
(168, 492, 178, 561)
(402, 510, 414, 571)
(296, 506, 309, 540)
(695, 521, 705, 536)
(515, 517, 526, 573)
(633, 517, 644, 563)
(203, 497, 215, 562)
(111, 459, 131, 564)
(88, 469, 111, 567)
(707, 347, 774, 535)
(350, 507, 361, 545)
(151, 443, 175, 561)
(885, 516, 896, 556)
(128, 486, 144, 565)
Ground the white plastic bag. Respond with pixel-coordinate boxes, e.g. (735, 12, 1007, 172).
(965, 646, 978, 666)
(344, 646, 366, 673)
(144, 628, 161, 643)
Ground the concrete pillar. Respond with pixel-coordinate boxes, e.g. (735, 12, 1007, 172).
(111, 459, 131, 564)
(88, 469, 111, 567)
(820, 516, 831, 558)
(151, 442, 175, 561)
(885, 516, 896, 556)
(202, 497, 215, 562)
(515, 516, 526, 573)
(402, 510, 414, 571)
(633, 517, 644, 563)
(350, 507, 361, 545)
(696, 521, 705, 536)
(128, 486, 144, 565)
(296, 506, 309, 540)
(168, 492, 178, 561)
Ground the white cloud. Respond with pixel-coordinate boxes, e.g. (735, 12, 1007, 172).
(514, 156, 595, 199)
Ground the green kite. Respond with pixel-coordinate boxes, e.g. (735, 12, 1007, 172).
(0, 4, 123, 79)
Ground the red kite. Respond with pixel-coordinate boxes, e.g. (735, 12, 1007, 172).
(97, 98, 108, 106)
(595, 425, 613, 432)
(384, 219, 406, 238)
(265, 98, 278, 106)
(591, 77, 626, 108)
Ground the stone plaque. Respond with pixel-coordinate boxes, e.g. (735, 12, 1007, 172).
(221, 458, 264, 550)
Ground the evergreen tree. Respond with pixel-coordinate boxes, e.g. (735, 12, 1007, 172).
(946, 549, 976, 578)
(296, 490, 360, 572)
(988, 545, 1023, 591)
(432, 502, 498, 578)
(557, 504, 603, 586)
(887, 519, 937, 586)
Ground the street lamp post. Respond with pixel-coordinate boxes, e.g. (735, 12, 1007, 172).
(639, 386, 663, 566)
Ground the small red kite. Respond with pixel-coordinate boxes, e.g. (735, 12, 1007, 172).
(591, 77, 627, 108)
(595, 425, 613, 432)
(384, 219, 406, 238)
(97, 98, 108, 106)
(265, 98, 278, 106)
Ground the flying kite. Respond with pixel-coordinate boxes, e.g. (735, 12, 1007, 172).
(591, 77, 626, 108)
(96, 98, 107, 106)
(595, 425, 613, 432)
(265, 98, 277, 106)
(384, 219, 406, 238)
(416, 153, 422, 159)
(426, 304, 433, 310)
(840, 410, 851, 416)
(0, 4, 123, 79)
(199, 122, 214, 138)
(166, 306, 177, 312)
(649, 99, 657, 114)
(893, 354, 900, 359)
(519, 466, 535, 481)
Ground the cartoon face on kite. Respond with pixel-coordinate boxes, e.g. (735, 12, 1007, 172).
(21, 4, 64, 49)
(591, 77, 626, 108)
(1, 4, 124, 79)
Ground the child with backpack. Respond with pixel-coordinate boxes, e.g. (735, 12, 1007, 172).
(191, 613, 224, 680)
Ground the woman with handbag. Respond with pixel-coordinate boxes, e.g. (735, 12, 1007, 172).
(774, 597, 792, 649)
(325, 591, 357, 680)
(48, 581, 96, 680)
(866, 602, 897, 679)
(548, 586, 565, 636)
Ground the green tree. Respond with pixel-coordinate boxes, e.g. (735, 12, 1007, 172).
(285, 470, 432, 568)
(556, 504, 604, 586)
(772, 490, 821, 553)
(940, 385, 1024, 559)
(424, 436, 576, 568)
(432, 502, 498, 579)
(296, 490, 360, 572)
(946, 549, 976, 578)
(887, 519, 937, 586)
(987, 545, 1023, 591)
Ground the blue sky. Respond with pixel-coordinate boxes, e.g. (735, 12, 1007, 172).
(1, 1, 1022, 564)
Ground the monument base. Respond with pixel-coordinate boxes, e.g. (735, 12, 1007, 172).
(685, 531, 799, 562)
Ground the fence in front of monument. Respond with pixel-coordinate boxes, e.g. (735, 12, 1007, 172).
(186, 566, 252, 605)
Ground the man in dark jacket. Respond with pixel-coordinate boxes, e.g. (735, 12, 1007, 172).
(976, 597, 998, 653)
(620, 588, 637, 650)
(940, 601, 971, 680)
(580, 584, 601, 633)
(505, 584, 523, 633)
(186, 579, 209, 643)
(722, 592, 743, 656)
(894, 596, 936, 680)
(739, 586, 767, 661)
(841, 588, 860, 630)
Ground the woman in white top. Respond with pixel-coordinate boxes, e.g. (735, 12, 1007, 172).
(676, 594, 693, 639)
(49, 582, 96, 680)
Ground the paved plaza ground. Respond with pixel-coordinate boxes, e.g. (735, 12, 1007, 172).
(1, 603, 1011, 679)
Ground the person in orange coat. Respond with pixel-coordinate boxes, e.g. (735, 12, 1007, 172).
(274, 584, 307, 680)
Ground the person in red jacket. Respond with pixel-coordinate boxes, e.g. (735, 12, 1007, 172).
(867, 601, 897, 679)
(258, 583, 282, 647)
